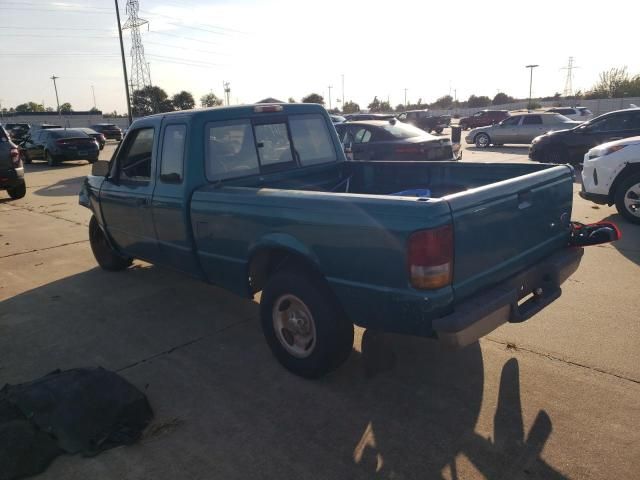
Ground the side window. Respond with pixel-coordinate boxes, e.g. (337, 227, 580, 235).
(205, 120, 259, 180)
(590, 113, 631, 133)
(289, 114, 337, 166)
(629, 111, 640, 129)
(160, 124, 186, 183)
(501, 116, 521, 126)
(523, 115, 542, 125)
(254, 122, 293, 166)
(117, 128, 154, 183)
(353, 128, 372, 143)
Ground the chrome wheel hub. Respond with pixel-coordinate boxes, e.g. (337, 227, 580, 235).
(272, 294, 316, 358)
(624, 182, 640, 218)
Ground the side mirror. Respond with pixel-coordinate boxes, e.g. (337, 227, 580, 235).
(91, 160, 110, 177)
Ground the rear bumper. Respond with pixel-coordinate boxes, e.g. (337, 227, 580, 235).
(0, 167, 25, 189)
(432, 247, 584, 348)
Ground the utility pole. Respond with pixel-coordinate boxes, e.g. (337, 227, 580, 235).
(341, 74, 344, 107)
(327, 85, 332, 110)
(223, 81, 231, 106)
(525, 64, 539, 110)
(147, 62, 152, 87)
(50, 75, 61, 115)
(114, 0, 133, 125)
(91, 85, 97, 109)
(122, 0, 151, 93)
(561, 57, 578, 98)
(404, 88, 408, 106)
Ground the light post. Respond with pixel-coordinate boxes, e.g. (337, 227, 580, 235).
(50, 75, 60, 114)
(525, 64, 539, 110)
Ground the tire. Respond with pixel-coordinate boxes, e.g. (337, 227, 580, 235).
(614, 173, 640, 225)
(21, 151, 31, 164)
(89, 216, 133, 271)
(7, 181, 26, 200)
(545, 145, 567, 164)
(260, 268, 354, 378)
(435, 128, 443, 134)
(45, 151, 57, 167)
(475, 133, 490, 148)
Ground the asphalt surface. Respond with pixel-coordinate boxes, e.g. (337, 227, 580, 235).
(1, 139, 638, 480)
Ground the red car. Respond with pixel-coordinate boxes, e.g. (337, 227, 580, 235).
(459, 110, 509, 130)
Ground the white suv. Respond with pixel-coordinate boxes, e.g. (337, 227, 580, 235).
(547, 107, 593, 122)
(580, 136, 640, 223)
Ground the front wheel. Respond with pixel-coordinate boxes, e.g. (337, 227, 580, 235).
(45, 151, 57, 167)
(614, 173, 640, 224)
(475, 133, 490, 148)
(89, 216, 133, 271)
(7, 182, 26, 200)
(260, 269, 354, 378)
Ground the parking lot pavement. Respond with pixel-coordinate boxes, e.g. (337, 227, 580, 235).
(1, 142, 639, 479)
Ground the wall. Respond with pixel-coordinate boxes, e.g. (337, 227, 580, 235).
(0, 112, 132, 129)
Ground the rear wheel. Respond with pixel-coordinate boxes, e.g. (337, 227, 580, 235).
(7, 181, 26, 200)
(89, 216, 133, 271)
(20, 151, 31, 164)
(475, 133, 490, 148)
(260, 268, 354, 378)
(614, 173, 640, 224)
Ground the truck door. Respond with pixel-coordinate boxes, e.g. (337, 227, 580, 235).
(99, 125, 160, 261)
(150, 122, 201, 276)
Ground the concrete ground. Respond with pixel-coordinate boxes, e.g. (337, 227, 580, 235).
(1, 140, 638, 479)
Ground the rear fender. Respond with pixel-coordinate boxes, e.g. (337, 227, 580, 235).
(609, 162, 640, 203)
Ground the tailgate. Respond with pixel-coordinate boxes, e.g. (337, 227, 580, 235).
(445, 165, 574, 301)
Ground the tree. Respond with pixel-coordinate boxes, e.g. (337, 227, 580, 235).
(378, 100, 392, 112)
(172, 90, 195, 110)
(287, 97, 296, 103)
(586, 67, 630, 99)
(301, 93, 324, 104)
(368, 96, 381, 112)
(132, 86, 173, 115)
(45, 107, 55, 112)
(60, 103, 72, 113)
(431, 95, 453, 109)
(492, 92, 514, 105)
(342, 100, 359, 114)
(467, 95, 491, 108)
(15, 102, 44, 113)
(395, 104, 406, 112)
(200, 92, 223, 108)
(89, 106, 100, 113)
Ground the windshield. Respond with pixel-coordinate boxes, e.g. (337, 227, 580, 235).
(381, 121, 427, 139)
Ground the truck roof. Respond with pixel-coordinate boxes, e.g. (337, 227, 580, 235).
(141, 103, 327, 123)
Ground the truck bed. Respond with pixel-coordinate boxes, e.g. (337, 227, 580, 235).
(191, 160, 575, 335)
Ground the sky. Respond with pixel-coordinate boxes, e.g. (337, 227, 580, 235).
(1, 0, 639, 114)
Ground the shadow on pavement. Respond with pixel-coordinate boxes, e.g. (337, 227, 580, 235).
(602, 213, 640, 264)
(465, 145, 532, 156)
(24, 161, 88, 173)
(33, 176, 85, 197)
(0, 265, 567, 479)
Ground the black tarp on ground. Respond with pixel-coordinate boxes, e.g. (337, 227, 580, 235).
(0, 368, 153, 480)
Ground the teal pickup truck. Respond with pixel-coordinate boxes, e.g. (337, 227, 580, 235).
(80, 103, 585, 378)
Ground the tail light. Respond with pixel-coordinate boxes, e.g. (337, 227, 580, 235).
(10, 147, 20, 167)
(407, 225, 453, 289)
(99, 134, 106, 141)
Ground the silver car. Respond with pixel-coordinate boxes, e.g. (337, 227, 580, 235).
(466, 112, 581, 148)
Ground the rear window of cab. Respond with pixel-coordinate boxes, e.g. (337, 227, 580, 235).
(204, 113, 337, 181)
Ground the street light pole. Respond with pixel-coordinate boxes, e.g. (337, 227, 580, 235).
(115, 0, 133, 125)
(50, 75, 60, 114)
(404, 88, 408, 106)
(525, 64, 539, 110)
(327, 85, 332, 110)
(91, 85, 97, 109)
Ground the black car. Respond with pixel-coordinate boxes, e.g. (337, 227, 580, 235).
(76, 127, 106, 150)
(0, 126, 26, 199)
(529, 108, 640, 164)
(90, 123, 122, 141)
(397, 109, 451, 134)
(335, 120, 454, 161)
(22, 128, 99, 166)
(3, 123, 30, 142)
(343, 113, 396, 121)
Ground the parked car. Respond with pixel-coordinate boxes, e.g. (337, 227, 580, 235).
(580, 136, 640, 224)
(76, 127, 106, 150)
(39, 123, 62, 130)
(467, 113, 580, 148)
(546, 107, 593, 122)
(80, 102, 601, 378)
(3, 123, 30, 142)
(459, 110, 509, 130)
(90, 123, 123, 141)
(344, 113, 396, 121)
(329, 114, 346, 124)
(397, 109, 451, 134)
(530, 108, 640, 164)
(335, 120, 455, 161)
(21, 128, 99, 166)
(0, 126, 26, 199)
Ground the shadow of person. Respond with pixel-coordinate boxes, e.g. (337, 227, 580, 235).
(329, 330, 568, 480)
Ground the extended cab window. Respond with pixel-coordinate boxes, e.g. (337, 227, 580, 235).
(206, 120, 260, 180)
(160, 124, 186, 183)
(289, 114, 337, 166)
(117, 128, 154, 182)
